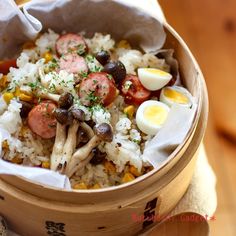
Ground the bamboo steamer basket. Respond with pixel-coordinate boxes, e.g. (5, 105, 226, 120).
(0, 18, 208, 236)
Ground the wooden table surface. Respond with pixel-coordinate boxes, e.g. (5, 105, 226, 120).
(159, 0, 236, 235)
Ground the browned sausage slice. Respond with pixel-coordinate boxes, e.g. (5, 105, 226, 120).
(28, 101, 57, 139)
(58, 53, 88, 75)
(79, 72, 117, 106)
(56, 33, 88, 56)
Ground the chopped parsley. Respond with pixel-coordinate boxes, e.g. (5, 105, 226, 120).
(132, 139, 141, 144)
(28, 82, 38, 90)
(90, 104, 105, 112)
(123, 80, 132, 91)
(86, 55, 95, 63)
(106, 74, 113, 80)
(80, 71, 88, 78)
(76, 44, 86, 55)
(85, 54, 103, 72)
(93, 79, 98, 85)
(46, 46, 53, 52)
(86, 91, 100, 104)
(49, 58, 58, 69)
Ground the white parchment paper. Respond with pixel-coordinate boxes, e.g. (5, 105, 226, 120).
(0, 0, 196, 189)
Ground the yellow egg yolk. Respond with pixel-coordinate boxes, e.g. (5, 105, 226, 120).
(164, 88, 189, 104)
(144, 68, 169, 76)
(144, 105, 168, 125)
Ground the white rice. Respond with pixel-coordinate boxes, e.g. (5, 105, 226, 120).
(0, 99, 22, 134)
(86, 33, 115, 54)
(43, 70, 77, 95)
(35, 29, 59, 56)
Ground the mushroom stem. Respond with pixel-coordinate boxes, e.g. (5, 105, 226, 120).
(50, 122, 66, 171)
(59, 120, 80, 173)
(74, 136, 100, 161)
(38, 91, 60, 103)
(80, 122, 94, 139)
(65, 123, 113, 178)
(65, 136, 100, 177)
(66, 153, 94, 178)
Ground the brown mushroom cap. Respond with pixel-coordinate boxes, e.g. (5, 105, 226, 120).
(71, 108, 85, 122)
(54, 108, 73, 125)
(94, 123, 113, 142)
(58, 92, 74, 109)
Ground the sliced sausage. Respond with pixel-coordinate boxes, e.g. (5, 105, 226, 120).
(28, 101, 57, 139)
(56, 33, 88, 56)
(58, 53, 88, 75)
(79, 72, 117, 106)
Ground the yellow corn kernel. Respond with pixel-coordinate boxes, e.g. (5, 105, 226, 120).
(22, 41, 35, 50)
(122, 172, 135, 183)
(104, 160, 116, 174)
(3, 92, 14, 104)
(73, 182, 88, 190)
(2, 140, 9, 150)
(117, 40, 131, 49)
(42, 161, 50, 169)
(116, 89, 120, 96)
(43, 52, 53, 63)
(14, 87, 20, 96)
(11, 156, 23, 164)
(129, 165, 141, 177)
(19, 93, 33, 102)
(14, 87, 33, 102)
(0, 75, 8, 88)
(124, 105, 135, 119)
(91, 183, 101, 189)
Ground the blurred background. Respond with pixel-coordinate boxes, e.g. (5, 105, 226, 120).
(15, 0, 236, 235)
(159, 0, 236, 235)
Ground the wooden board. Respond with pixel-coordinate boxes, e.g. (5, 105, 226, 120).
(159, 0, 236, 138)
(159, 0, 236, 235)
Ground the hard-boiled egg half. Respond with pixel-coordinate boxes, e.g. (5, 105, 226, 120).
(137, 68, 172, 91)
(160, 86, 193, 108)
(136, 100, 170, 135)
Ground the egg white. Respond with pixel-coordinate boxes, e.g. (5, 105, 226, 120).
(138, 68, 172, 91)
(160, 86, 193, 108)
(136, 100, 170, 135)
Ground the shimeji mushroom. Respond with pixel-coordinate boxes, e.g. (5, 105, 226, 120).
(58, 119, 80, 172)
(37, 91, 60, 102)
(65, 123, 113, 177)
(50, 108, 86, 172)
(50, 122, 67, 171)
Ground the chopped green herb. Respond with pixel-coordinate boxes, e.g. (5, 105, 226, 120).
(80, 71, 88, 78)
(106, 74, 113, 80)
(86, 91, 100, 104)
(46, 46, 53, 52)
(76, 44, 86, 55)
(93, 80, 98, 85)
(132, 139, 141, 144)
(27, 82, 38, 90)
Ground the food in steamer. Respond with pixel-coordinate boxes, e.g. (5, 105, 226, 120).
(0, 30, 194, 189)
